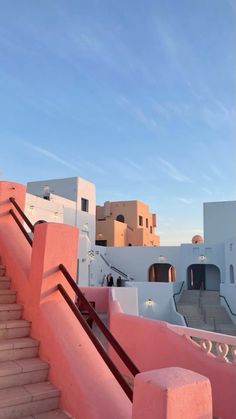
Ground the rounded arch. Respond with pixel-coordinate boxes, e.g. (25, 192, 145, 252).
(116, 214, 125, 223)
(230, 264, 234, 284)
(34, 220, 47, 226)
(148, 263, 176, 282)
(187, 264, 221, 290)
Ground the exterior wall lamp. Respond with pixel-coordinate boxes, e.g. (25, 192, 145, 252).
(158, 255, 165, 262)
(199, 255, 206, 262)
(146, 298, 154, 307)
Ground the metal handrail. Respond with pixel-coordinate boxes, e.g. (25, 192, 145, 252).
(9, 209, 33, 246)
(59, 263, 140, 379)
(58, 284, 133, 401)
(100, 254, 135, 281)
(173, 281, 188, 326)
(220, 294, 236, 317)
(9, 197, 34, 233)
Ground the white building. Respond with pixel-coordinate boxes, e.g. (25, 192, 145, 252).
(25, 177, 236, 329)
(26, 176, 96, 284)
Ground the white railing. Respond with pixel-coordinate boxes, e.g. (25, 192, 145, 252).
(168, 324, 236, 365)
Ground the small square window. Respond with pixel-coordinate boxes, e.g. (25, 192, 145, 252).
(81, 198, 89, 212)
(139, 216, 143, 226)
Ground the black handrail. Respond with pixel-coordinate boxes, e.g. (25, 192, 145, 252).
(58, 284, 133, 402)
(220, 295, 236, 317)
(9, 197, 34, 233)
(100, 253, 110, 267)
(173, 281, 188, 327)
(59, 263, 140, 379)
(100, 254, 135, 281)
(9, 209, 33, 246)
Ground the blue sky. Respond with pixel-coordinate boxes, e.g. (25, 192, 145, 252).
(0, 0, 235, 245)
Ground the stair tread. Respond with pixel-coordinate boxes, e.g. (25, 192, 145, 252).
(0, 358, 48, 377)
(0, 304, 22, 312)
(0, 320, 30, 329)
(0, 337, 39, 351)
(22, 409, 71, 418)
(0, 277, 10, 282)
(0, 382, 59, 408)
(0, 290, 16, 295)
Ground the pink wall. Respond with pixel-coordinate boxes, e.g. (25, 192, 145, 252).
(0, 182, 131, 418)
(109, 303, 236, 419)
(80, 286, 109, 313)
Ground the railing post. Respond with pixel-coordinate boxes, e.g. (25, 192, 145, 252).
(132, 367, 212, 419)
(0, 181, 26, 222)
(28, 222, 79, 314)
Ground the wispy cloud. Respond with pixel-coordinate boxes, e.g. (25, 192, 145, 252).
(201, 187, 212, 195)
(24, 142, 79, 171)
(210, 164, 226, 180)
(124, 158, 142, 171)
(159, 158, 192, 183)
(178, 198, 193, 204)
(116, 95, 158, 131)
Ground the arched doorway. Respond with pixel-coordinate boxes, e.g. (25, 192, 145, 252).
(148, 263, 176, 282)
(116, 214, 125, 223)
(230, 265, 234, 284)
(187, 264, 220, 290)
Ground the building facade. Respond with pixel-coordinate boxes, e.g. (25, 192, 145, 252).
(96, 200, 160, 247)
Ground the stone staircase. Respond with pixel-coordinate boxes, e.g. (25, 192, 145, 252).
(0, 264, 70, 419)
(177, 290, 236, 335)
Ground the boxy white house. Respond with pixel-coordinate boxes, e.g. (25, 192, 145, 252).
(26, 176, 96, 284)
(25, 177, 236, 327)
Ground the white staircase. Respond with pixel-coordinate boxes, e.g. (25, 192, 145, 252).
(177, 290, 236, 335)
(0, 264, 70, 419)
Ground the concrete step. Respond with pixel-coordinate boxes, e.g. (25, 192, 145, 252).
(0, 304, 23, 321)
(0, 338, 39, 362)
(22, 410, 71, 418)
(0, 278, 11, 290)
(0, 320, 31, 339)
(0, 358, 48, 390)
(201, 291, 219, 298)
(0, 290, 17, 304)
(0, 267, 6, 277)
(0, 382, 60, 419)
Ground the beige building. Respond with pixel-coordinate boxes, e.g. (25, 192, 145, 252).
(96, 200, 160, 247)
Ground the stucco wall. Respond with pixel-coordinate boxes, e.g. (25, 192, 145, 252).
(204, 201, 236, 244)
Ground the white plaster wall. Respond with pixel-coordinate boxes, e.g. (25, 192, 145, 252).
(106, 246, 182, 282)
(77, 177, 96, 245)
(25, 193, 64, 227)
(179, 243, 225, 285)
(220, 238, 236, 324)
(27, 177, 78, 201)
(204, 201, 236, 244)
(126, 282, 183, 324)
(111, 288, 139, 315)
(90, 247, 111, 286)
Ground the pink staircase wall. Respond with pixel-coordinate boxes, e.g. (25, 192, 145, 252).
(0, 182, 131, 419)
(109, 301, 236, 419)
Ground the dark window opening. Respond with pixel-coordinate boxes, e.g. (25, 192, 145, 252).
(81, 198, 89, 212)
(95, 240, 107, 247)
(150, 226, 153, 234)
(139, 216, 143, 226)
(116, 214, 125, 223)
(146, 218, 149, 228)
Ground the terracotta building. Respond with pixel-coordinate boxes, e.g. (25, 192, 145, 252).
(96, 200, 160, 247)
